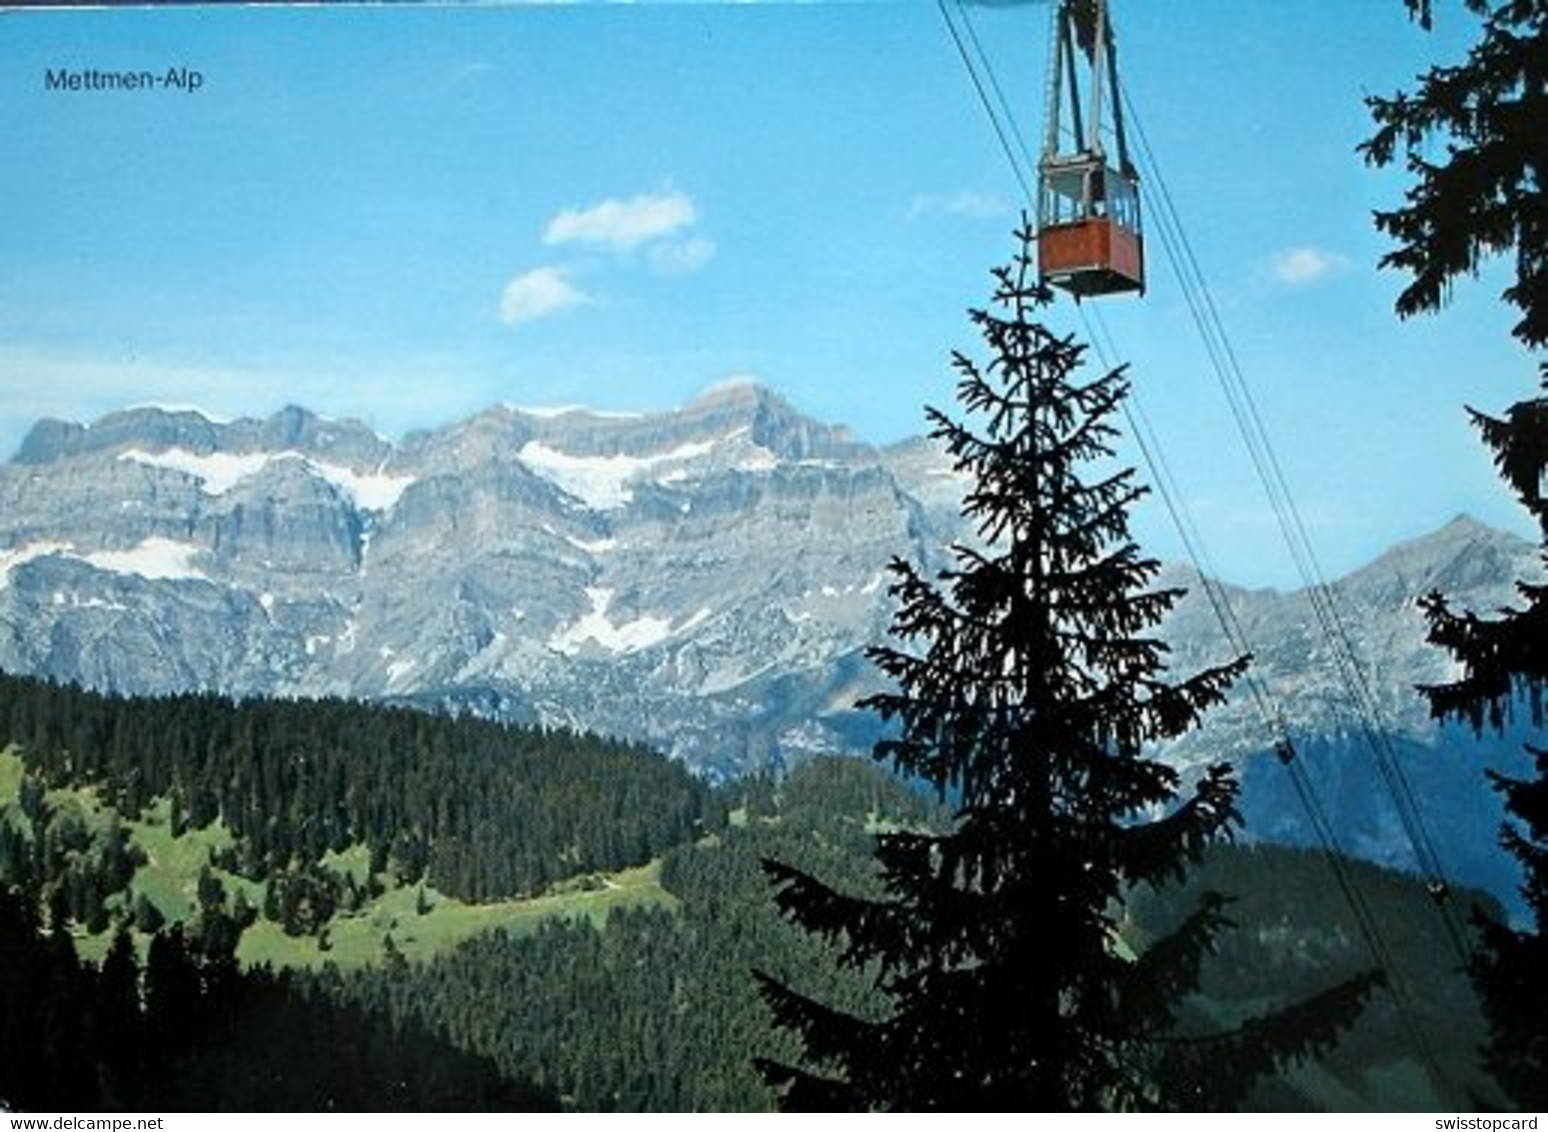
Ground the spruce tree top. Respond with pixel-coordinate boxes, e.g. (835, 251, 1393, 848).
(867, 230, 1246, 816)
(757, 227, 1377, 1112)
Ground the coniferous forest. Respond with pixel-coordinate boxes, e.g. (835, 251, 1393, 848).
(0, 664, 1506, 1112)
(0, 882, 556, 1112)
(0, 670, 714, 902)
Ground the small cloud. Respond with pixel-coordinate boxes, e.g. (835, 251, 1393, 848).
(907, 190, 1012, 221)
(648, 236, 717, 276)
(544, 190, 697, 253)
(510, 189, 710, 320)
(500, 266, 589, 327)
(1270, 246, 1351, 286)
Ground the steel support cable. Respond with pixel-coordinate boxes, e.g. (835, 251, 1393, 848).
(1112, 62, 1465, 1089)
(1089, 313, 1385, 916)
(939, 0, 1036, 207)
(954, 1, 1040, 180)
(1119, 86, 1471, 965)
(1086, 314, 1461, 1107)
(1117, 86, 1413, 842)
(1088, 276, 1463, 1112)
(933, 11, 1461, 1095)
(1096, 312, 1461, 1110)
(1135, 135, 1473, 970)
(1280, 749, 1457, 1094)
(937, 5, 1300, 868)
(1086, 310, 1283, 732)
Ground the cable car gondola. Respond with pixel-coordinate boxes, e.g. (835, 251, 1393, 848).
(1037, 0, 1144, 298)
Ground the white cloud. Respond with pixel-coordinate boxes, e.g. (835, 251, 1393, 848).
(500, 189, 711, 325)
(544, 190, 697, 253)
(648, 236, 717, 276)
(1270, 246, 1351, 286)
(907, 190, 1012, 221)
(499, 266, 589, 327)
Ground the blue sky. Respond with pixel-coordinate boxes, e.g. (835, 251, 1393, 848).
(0, 1, 1537, 587)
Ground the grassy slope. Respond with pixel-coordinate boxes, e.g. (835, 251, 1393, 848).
(238, 860, 674, 971)
(0, 746, 675, 972)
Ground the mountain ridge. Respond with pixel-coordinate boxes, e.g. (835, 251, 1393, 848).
(1, 390, 1539, 910)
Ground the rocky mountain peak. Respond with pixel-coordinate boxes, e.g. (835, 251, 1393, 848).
(694, 381, 866, 462)
(240, 405, 388, 465)
(15, 406, 223, 465)
(12, 417, 86, 464)
(1343, 512, 1537, 611)
(13, 403, 393, 473)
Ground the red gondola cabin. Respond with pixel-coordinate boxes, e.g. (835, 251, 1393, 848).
(1037, 0, 1144, 298)
(1038, 157, 1143, 297)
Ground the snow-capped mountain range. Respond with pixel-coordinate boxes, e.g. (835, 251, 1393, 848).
(1, 383, 961, 777)
(0, 384, 1539, 907)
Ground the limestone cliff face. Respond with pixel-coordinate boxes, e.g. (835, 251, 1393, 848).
(0, 388, 945, 777)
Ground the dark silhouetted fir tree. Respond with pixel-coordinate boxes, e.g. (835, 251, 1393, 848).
(1365, 0, 1547, 1107)
(1361, 0, 1546, 353)
(1418, 403, 1548, 1108)
(755, 229, 1379, 1111)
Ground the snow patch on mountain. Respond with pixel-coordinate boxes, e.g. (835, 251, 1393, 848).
(454, 631, 512, 682)
(567, 535, 619, 555)
(120, 448, 272, 494)
(49, 591, 128, 612)
(2, 538, 208, 586)
(549, 587, 702, 656)
(677, 607, 713, 633)
(518, 438, 722, 509)
(385, 655, 417, 689)
(80, 537, 207, 582)
(118, 447, 415, 511)
(0, 542, 75, 590)
(309, 459, 416, 511)
(517, 445, 653, 510)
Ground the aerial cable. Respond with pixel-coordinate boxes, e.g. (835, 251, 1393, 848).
(938, 0, 1036, 207)
(954, 0, 1040, 179)
(1118, 84, 1471, 964)
(937, 0, 1447, 899)
(1092, 294, 1465, 1106)
(1278, 738, 1456, 1094)
(1088, 260, 1466, 1109)
(935, 0, 1397, 898)
(936, 2, 1466, 1096)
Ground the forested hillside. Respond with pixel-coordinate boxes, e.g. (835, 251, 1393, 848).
(0, 672, 1498, 1111)
(0, 884, 555, 1111)
(308, 755, 945, 1110)
(0, 669, 719, 1110)
(312, 761, 1494, 1112)
(0, 670, 716, 902)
